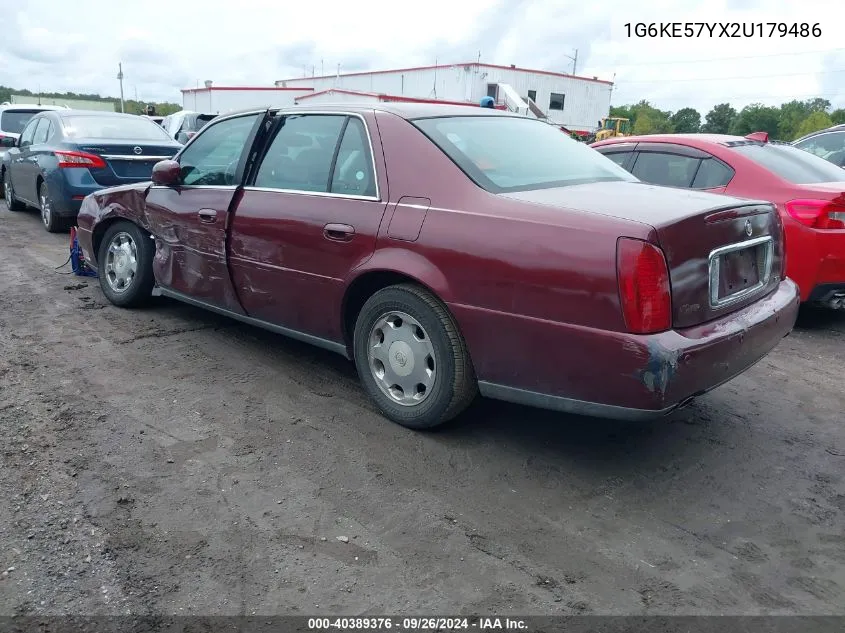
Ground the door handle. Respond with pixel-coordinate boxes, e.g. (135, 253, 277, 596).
(198, 209, 217, 223)
(323, 223, 355, 242)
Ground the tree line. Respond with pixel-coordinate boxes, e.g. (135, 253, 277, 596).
(0, 85, 182, 117)
(609, 98, 845, 141)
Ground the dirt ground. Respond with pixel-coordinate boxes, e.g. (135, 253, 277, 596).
(1, 207, 844, 617)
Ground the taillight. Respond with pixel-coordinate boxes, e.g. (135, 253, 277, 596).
(785, 199, 845, 230)
(617, 237, 672, 334)
(54, 150, 106, 169)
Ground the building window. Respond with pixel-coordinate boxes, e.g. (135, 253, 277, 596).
(549, 92, 565, 111)
(527, 90, 537, 103)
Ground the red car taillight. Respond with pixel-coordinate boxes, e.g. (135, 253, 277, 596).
(785, 199, 845, 230)
(54, 150, 106, 169)
(617, 237, 672, 334)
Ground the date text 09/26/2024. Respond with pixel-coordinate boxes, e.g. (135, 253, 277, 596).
(624, 22, 822, 38)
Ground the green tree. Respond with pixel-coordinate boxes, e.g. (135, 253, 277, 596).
(670, 107, 701, 133)
(778, 100, 811, 140)
(730, 103, 781, 137)
(632, 112, 655, 134)
(795, 111, 833, 138)
(830, 109, 845, 125)
(702, 103, 737, 133)
(806, 98, 831, 113)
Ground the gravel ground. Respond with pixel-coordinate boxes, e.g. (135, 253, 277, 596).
(1, 207, 843, 617)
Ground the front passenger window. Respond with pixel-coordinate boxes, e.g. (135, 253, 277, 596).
(178, 114, 259, 186)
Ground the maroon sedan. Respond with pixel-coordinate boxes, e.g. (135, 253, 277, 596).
(75, 105, 800, 429)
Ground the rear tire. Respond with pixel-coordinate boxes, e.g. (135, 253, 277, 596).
(39, 182, 67, 233)
(3, 170, 25, 211)
(97, 221, 155, 308)
(353, 283, 477, 430)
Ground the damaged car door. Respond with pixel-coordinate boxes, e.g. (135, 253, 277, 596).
(143, 111, 263, 312)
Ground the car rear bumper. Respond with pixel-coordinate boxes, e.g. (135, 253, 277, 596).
(454, 279, 801, 420)
(49, 170, 107, 218)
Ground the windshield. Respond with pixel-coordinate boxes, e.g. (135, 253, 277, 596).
(0, 109, 42, 134)
(413, 116, 637, 193)
(731, 142, 845, 184)
(62, 115, 173, 141)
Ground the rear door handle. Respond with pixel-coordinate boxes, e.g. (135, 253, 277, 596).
(198, 209, 217, 223)
(323, 223, 355, 242)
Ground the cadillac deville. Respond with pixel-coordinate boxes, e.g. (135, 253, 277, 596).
(75, 104, 800, 429)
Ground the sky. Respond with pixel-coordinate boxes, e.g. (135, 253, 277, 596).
(1, 0, 843, 116)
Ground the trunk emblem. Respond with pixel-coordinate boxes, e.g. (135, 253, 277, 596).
(133, 146, 142, 155)
(745, 219, 753, 236)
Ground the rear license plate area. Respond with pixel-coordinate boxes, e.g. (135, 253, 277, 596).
(718, 247, 761, 299)
(709, 237, 773, 307)
(112, 161, 155, 178)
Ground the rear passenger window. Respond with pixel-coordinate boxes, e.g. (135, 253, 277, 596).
(255, 114, 346, 193)
(330, 118, 376, 197)
(631, 152, 700, 188)
(603, 152, 631, 169)
(32, 118, 51, 145)
(691, 158, 734, 189)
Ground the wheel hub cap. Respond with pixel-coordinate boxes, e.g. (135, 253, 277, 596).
(367, 311, 436, 407)
(104, 232, 138, 293)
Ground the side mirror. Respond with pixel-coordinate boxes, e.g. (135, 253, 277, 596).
(0, 136, 16, 148)
(151, 160, 181, 186)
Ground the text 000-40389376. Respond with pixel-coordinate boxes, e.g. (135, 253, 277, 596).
(624, 22, 822, 38)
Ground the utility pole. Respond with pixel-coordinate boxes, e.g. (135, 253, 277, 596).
(117, 63, 125, 113)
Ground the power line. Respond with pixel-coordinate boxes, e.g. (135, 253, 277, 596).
(604, 47, 845, 68)
(617, 68, 845, 84)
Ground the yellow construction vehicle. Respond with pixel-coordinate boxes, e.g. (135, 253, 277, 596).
(594, 117, 631, 141)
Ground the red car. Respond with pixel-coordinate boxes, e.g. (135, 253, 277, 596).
(591, 132, 845, 309)
(75, 105, 799, 429)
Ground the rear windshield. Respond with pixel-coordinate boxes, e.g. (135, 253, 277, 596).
(731, 142, 845, 184)
(0, 110, 41, 134)
(412, 115, 637, 193)
(62, 115, 173, 141)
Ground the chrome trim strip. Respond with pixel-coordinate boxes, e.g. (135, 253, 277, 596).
(153, 287, 350, 358)
(242, 186, 379, 202)
(102, 154, 174, 161)
(708, 235, 773, 308)
(149, 185, 238, 191)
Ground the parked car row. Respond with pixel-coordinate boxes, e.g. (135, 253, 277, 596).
(591, 130, 845, 311)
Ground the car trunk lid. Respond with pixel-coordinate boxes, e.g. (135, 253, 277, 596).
(66, 139, 179, 186)
(502, 181, 785, 328)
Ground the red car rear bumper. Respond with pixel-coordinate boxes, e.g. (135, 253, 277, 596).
(452, 279, 800, 420)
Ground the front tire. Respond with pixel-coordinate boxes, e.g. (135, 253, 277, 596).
(97, 221, 155, 308)
(353, 284, 477, 430)
(3, 170, 25, 211)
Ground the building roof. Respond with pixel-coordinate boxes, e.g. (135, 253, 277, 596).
(277, 62, 613, 86)
(294, 88, 508, 110)
(181, 86, 314, 94)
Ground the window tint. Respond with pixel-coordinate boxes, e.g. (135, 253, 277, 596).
(330, 118, 376, 197)
(413, 116, 637, 193)
(549, 93, 565, 111)
(32, 118, 51, 145)
(793, 132, 845, 167)
(732, 143, 845, 183)
(603, 151, 631, 168)
(691, 157, 734, 189)
(0, 109, 41, 134)
(254, 114, 346, 193)
(19, 119, 39, 146)
(179, 114, 259, 186)
(631, 152, 699, 188)
(62, 115, 172, 141)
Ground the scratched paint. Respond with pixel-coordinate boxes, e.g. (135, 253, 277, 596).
(637, 339, 681, 398)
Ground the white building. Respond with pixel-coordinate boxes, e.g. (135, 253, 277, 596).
(181, 63, 613, 132)
(278, 62, 613, 131)
(181, 81, 314, 113)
